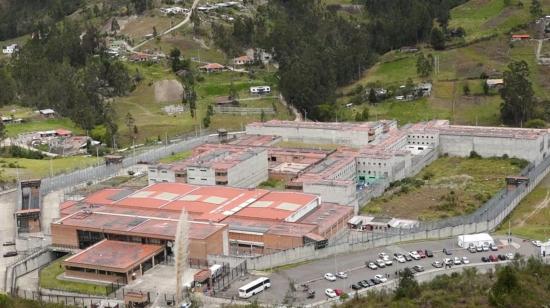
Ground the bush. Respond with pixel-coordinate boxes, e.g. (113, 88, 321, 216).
(422, 171, 435, 180)
(1, 146, 45, 159)
(469, 151, 481, 159)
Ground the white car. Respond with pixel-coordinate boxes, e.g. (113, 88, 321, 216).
(482, 244, 489, 251)
(383, 257, 393, 266)
(374, 274, 387, 283)
(379, 252, 389, 259)
(506, 253, 514, 260)
(367, 262, 378, 270)
(443, 258, 452, 266)
(462, 257, 470, 264)
(376, 259, 386, 268)
(409, 251, 421, 260)
(335, 272, 348, 279)
(453, 257, 461, 265)
(532, 240, 542, 247)
(325, 288, 337, 298)
(324, 273, 336, 281)
(394, 255, 406, 263)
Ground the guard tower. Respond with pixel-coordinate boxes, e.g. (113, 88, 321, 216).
(16, 179, 42, 233)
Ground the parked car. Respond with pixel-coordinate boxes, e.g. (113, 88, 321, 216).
(453, 257, 462, 265)
(359, 280, 370, 288)
(351, 284, 361, 290)
(481, 256, 489, 262)
(394, 254, 406, 263)
(409, 251, 421, 260)
(379, 252, 389, 259)
(374, 274, 387, 283)
(498, 254, 507, 261)
(532, 240, 542, 247)
(462, 257, 470, 264)
(334, 289, 344, 296)
(506, 253, 514, 260)
(443, 248, 452, 255)
(376, 259, 386, 268)
(412, 265, 425, 272)
(335, 272, 348, 279)
(324, 273, 336, 281)
(432, 261, 443, 268)
(482, 244, 490, 251)
(370, 278, 380, 285)
(468, 246, 477, 253)
(476, 245, 483, 252)
(2, 251, 17, 258)
(325, 288, 337, 298)
(490, 244, 498, 251)
(489, 255, 498, 262)
(417, 250, 426, 258)
(443, 258, 453, 266)
(404, 254, 412, 262)
(425, 250, 434, 257)
(367, 262, 378, 270)
(384, 258, 393, 266)
(2, 241, 15, 246)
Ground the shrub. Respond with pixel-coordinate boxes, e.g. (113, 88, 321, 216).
(469, 151, 481, 159)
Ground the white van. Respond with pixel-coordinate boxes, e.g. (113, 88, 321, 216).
(209, 264, 223, 278)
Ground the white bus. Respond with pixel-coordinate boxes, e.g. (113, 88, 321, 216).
(238, 277, 271, 298)
(209, 264, 223, 279)
(250, 86, 271, 95)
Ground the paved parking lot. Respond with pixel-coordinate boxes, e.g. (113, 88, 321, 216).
(216, 236, 540, 306)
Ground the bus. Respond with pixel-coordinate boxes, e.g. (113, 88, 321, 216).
(238, 277, 271, 298)
(250, 86, 271, 95)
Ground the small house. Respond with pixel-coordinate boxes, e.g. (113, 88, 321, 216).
(250, 86, 271, 95)
(486, 78, 504, 88)
(233, 55, 254, 66)
(1, 116, 12, 124)
(511, 34, 530, 41)
(129, 52, 152, 62)
(199, 63, 225, 73)
(39, 109, 56, 118)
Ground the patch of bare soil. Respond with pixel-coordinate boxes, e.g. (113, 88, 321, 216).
(154, 79, 184, 103)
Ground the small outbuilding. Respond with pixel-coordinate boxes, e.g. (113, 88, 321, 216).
(457, 233, 494, 248)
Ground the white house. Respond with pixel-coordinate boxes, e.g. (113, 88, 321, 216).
(2, 44, 19, 55)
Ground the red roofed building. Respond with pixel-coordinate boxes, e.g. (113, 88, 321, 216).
(199, 63, 225, 73)
(232, 55, 254, 66)
(511, 34, 530, 41)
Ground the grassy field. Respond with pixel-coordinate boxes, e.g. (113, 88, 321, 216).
(339, 34, 549, 126)
(159, 150, 192, 163)
(114, 65, 292, 145)
(0, 156, 99, 182)
(496, 173, 550, 240)
(449, 0, 535, 42)
(275, 140, 340, 151)
(40, 257, 110, 296)
(361, 156, 527, 220)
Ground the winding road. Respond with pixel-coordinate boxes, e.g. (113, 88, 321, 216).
(129, 0, 201, 52)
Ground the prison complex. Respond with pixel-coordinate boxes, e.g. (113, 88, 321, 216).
(50, 119, 550, 284)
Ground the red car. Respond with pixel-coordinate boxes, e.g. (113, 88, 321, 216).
(489, 255, 498, 262)
(334, 289, 344, 296)
(417, 250, 426, 258)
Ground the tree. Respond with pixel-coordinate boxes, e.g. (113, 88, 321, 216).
(170, 48, 182, 72)
(152, 26, 158, 38)
(416, 53, 433, 78)
(260, 110, 266, 122)
(362, 107, 369, 121)
(368, 88, 377, 104)
(190, 9, 201, 35)
(490, 266, 520, 306)
(0, 122, 6, 141)
(111, 18, 120, 34)
(430, 27, 445, 50)
(394, 268, 420, 299)
(125, 112, 135, 137)
(202, 115, 211, 128)
(0, 68, 16, 106)
(530, 0, 542, 18)
(500, 60, 535, 126)
(482, 80, 490, 95)
(463, 83, 470, 96)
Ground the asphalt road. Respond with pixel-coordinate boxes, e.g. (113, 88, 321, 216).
(216, 236, 540, 306)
